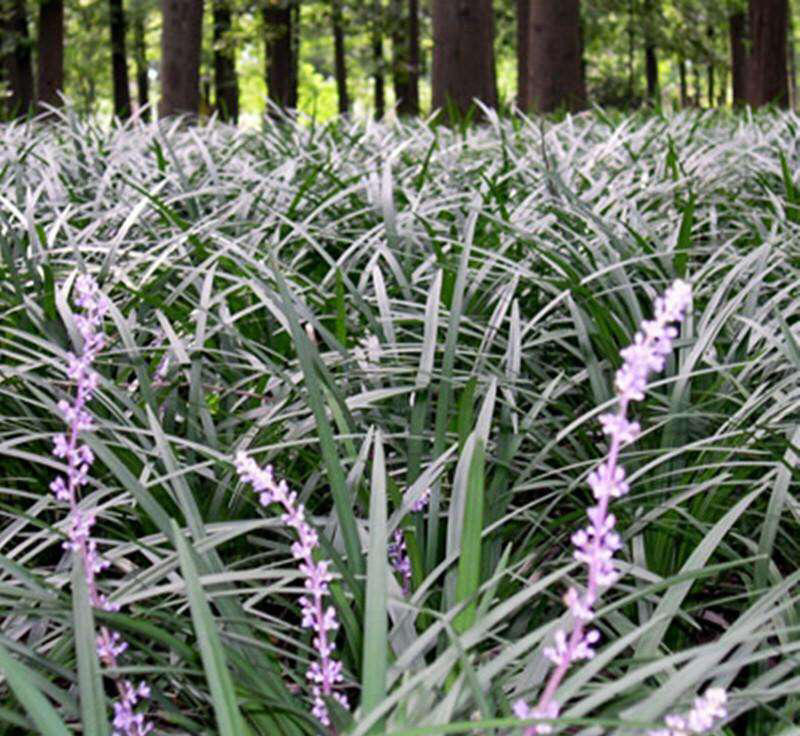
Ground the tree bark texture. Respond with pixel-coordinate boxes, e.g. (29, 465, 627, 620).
(391, 0, 419, 116)
(1, 0, 34, 117)
(109, 0, 132, 118)
(745, 0, 789, 107)
(645, 44, 658, 100)
(37, 0, 64, 110)
(372, 0, 384, 120)
(643, 0, 658, 101)
(523, 0, 585, 113)
(789, 7, 797, 110)
(159, 0, 203, 116)
(678, 56, 688, 107)
(263, 0, 297, 110)
(133, 4, 149, 119)
(432, 0, 497, 119)
(516, 0, 529, 110)
(706, 27, 714, 108)
(213, 0, 238, 122)
(331, 0, 348, 114)
(729, 12, 746, 106)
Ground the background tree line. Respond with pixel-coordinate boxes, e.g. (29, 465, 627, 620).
(0, 0, 794, 123)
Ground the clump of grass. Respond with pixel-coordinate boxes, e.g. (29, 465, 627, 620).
(0, 106, 798, 734)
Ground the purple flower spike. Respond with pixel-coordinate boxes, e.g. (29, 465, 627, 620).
(52, 275, 152, 736)
(388, 487, 431, 596)
(235, 452, 348, 727)
(388, 530, 413, 595)
(514, 281, 693, 735)
(649, 687, 727, 736)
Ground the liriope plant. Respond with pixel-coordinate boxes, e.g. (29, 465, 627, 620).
(2, 110, 799, 736)
(51, 275, 152, 735)
(513, 280, 727, 736)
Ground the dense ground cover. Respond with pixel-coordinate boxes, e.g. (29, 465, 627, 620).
(0, 107, 798, 735)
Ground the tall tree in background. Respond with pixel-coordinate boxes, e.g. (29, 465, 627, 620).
(678, 55, 688, 106)
(37, 0, 64, 109)
(729, 10, 746, 105)
(132, 0, 149, 118)
(522, 0, 585, 113)
(160, 0, 204, 116)
(109, 0, 132, 118)
(1, 0, 34, 116)
(745, 0, 788, 107)
(331, 0, 348, 114)
(789, 9, 797, 109)
(213, 0, 239, 122)
(516, 0, 529, 110)
(432, 0, 496, 119)
(391, 0, 419, 116)
(643, 0, 658, 102)
(706, 26, 715, 106)
(372, 0, 384, 118)
(263, 0, 298, 110)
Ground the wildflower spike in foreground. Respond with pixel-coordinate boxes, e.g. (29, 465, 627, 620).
(52, 275, 152, 736)
(649, 688, 727, 736)
(235, 452, 348, 727)
(514, 281, 700, 736)
(388, 487, 431, 595)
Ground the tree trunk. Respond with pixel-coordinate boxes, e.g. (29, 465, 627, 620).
(109, 0, 132, 118)
(432, 0, 497, 119)
(627, 0, 635, 104)
(789, 6, 797, 110)
(693, 61, 702, 106)
(516, 0, 529, 110)
(263, 0, 297, 110)
(159, 0, 203, 116)
(391, 0, 419, 116)
(1, 0, 34, 117)
(36, 0, 64, 110)
(645, 45, 658, 100)
(331, 0, 348, 114)
(132, 3, 149, 119)
(372, 0, 384, 119)
(643, 0, 658, 102)
(717, 66, 728, 106)
(729, 12, 747, 106)
(213, 0, 238, 122)
(706, 27, 714, 108)
(523, 0, 585, 113)
(745, 0, 789, 107)
(678, 55, 688, 107)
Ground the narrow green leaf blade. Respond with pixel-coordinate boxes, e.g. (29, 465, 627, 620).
(0, 641, 71, 736)
(173, 520, 248, 736)
(361, 429, 388, 730)
(72, 558, 110, 736)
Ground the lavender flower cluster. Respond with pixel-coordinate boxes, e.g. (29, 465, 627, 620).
(52, 275, 152, 736)
(235, 452, 349, 727)
(514, 281, 725, 735)
(388, 488, 431, 595)
(650, 688, 728, 736)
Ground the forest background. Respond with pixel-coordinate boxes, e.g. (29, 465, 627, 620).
(1, 0, 797, 127)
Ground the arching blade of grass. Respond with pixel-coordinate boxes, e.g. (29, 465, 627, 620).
(635, 486, 763, 660)
(72, 558, 110, 736)
(361, 428, 388, 731)
(268, 254, 363, 578)
(0, 640, 71, 736)
(428, 207, 479, 572)
(173, 520, 249, 736)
